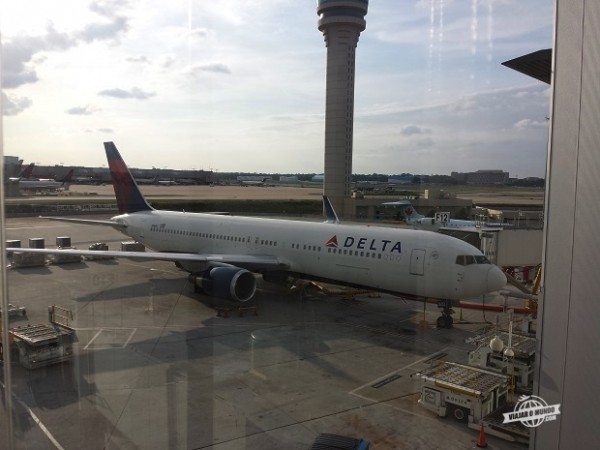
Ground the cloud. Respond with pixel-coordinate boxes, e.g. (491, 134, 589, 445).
(89, 0, 128, 17)
(2, 25, 78, 89)
(78, 0, 129, 42)
(189, 28, 209, 39)
(78, 16, 129, 43)
(400, 125, 430, 136)
(66, 105, 100, 115)
(2, 1, 130, 90)
(158, 55, 177, 68)
(126, 55, 150, 64)
(187, 63, 232, 76)
(513, 119, 548, 130)
(97, 128, 114, 133)
(2, 92, 33, 116)
(98, 87, 156, 99)
(414, 137, 435, 148)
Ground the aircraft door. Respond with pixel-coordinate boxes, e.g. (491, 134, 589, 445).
(410, 249, 426, 275)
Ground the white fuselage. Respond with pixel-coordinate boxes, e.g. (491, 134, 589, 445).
(111, 210, 506, 301)
(18, 179, 65, 190)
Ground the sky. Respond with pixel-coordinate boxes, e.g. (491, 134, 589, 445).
(1, 0, 553, 177)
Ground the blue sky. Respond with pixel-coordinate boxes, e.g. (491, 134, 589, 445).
(2, 0, 553, 177)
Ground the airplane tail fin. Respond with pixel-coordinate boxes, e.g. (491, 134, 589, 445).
(20, 163, 35, 179)
(104, 142, 154, 214)
(397, 201, 424, 222)
(58, 169, 74, 183)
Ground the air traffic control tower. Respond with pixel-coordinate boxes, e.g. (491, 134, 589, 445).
(317, 0, 368, 218)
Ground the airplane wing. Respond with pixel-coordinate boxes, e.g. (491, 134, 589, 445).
(6, 247, 290, 271)
(40, 216, 127, 229)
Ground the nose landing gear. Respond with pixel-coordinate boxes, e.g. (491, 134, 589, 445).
(436, 299, 454, 328)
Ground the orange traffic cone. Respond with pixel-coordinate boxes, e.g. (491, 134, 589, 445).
(476, 422, 488, 448)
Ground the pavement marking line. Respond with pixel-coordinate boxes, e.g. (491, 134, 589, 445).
(349, 390, 437, 422)
(83, 328, 137, 350)
(0, 380, 66, 450)
(122, 328, 137, 348)
(83, 329, 103, 350)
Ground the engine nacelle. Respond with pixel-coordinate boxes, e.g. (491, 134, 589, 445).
(192, 266, 257, 302)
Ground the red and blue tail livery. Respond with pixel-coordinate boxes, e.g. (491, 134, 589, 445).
(104, 142, 154, 214)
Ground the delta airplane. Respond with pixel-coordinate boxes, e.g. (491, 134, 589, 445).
(383, 200, 511, 232)
(15, 169, 75, 192)
(8, 162, 35, 182)
(8, 143, 506, 328)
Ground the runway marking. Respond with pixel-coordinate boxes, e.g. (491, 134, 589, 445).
(0, 379, 66, 450)
(83, 327, 137, 350)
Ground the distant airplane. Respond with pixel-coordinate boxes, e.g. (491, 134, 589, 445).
(9, 142, 506, 328)
(135, 175, 177, 186)
(15, 169, 74, 192)
(240, 177, 269, 186)
(382, 200, 511, 232)
(8, 163, 35, 182)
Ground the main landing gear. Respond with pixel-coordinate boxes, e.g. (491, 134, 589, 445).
(436, 299, 454, 329)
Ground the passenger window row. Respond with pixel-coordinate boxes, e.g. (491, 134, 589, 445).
(149, 224, 283, 247)
(149, 224, 247, 243)
(327, 247, 383, 259)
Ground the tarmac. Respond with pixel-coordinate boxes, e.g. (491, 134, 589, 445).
(5, 183, 545, 207)
(1, 216, 530, 450)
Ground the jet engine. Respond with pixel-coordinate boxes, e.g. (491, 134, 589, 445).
(190, 266, 257, 302)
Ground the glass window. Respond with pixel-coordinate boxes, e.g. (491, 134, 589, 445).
(1, 1, 555, 449)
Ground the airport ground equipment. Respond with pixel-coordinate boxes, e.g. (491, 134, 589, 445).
(50, 236, 83, 264)
(121, 241, 145, 252)
(1, 306, 76, 369)
(0, 303, 27, 319)
(419, 361, 528, 443)
(86, 242, 114, 260)
(9, 323, 75, 369)
(466, 330, 536, 393)
(7, 238, 47, 267)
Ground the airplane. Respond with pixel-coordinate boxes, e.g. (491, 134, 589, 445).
(8, 162, 35, 182)
(135, 175, 177, 186)
(17, 169, 75, 192)
(239, 177, 270, 186)
(382, 200, 511, 232)
(7, 142, 507, 328)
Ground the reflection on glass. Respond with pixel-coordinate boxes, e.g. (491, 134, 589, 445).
(1, 1, 551, 449)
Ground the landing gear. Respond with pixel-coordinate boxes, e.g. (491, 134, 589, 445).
(436, 299, 455, 329)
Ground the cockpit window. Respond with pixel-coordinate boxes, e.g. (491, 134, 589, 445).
(475, 255, 490, 265)
(456, 255, 490, 265)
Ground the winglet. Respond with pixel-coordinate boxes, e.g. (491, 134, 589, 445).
(323, 195, 339, 224)
(104, 142, 154, 214)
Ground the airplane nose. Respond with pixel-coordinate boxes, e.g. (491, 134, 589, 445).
(487, 266, 507, 292)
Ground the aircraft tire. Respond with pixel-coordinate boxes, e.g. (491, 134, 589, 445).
(436, 315, 454, 329)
